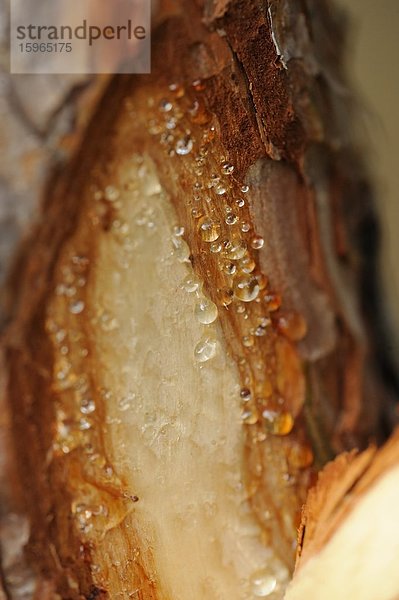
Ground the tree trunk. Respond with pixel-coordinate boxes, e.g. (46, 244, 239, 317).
(1, 1, 397, 599)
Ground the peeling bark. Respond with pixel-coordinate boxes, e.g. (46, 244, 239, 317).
(287, 430, 399, 600)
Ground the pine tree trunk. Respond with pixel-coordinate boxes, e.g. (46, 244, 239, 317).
(1, 1, 397, 599)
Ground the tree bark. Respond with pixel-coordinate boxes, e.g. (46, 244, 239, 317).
(1, 1, 397, 599)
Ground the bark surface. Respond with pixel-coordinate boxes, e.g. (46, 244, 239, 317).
(0, 1, 397, 599)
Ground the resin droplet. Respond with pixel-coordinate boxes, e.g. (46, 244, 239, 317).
(173, 225, 185, 237)
(166, 117, 177, 130)
(181, 275, 201, 293)
(172, 237, 191, 263)
(215, 185, 227, 195)
(221, 162, 234, 175)
(277, 312, 308, 341)
(234, 276, 260, 302)
(241, 184, 249, 193)
(255, 325, 268, 337)
(79, 418, 92, 431)
(220, 288, 234, 306)
(104, 185, 120, 202)
(251, 235, 265, 250)
(198, 217, 221, 242)
(242, 335, 255, 348)
(225, 240, 247, 260)
(148, 120, 162, 135)
(255, 273, 268, 291)
(191, 208, 204, 219)
(80, 398, 96, 415)
(168, 83, 185, 98)
(251, 569, 278, 597)
(240, 256, 256, 274)
(210, 242, 222, 253)
(192, 79, 205, 92)
(70, 300, 85, 315)
(195, 297, 218, 324)
(188, 100, 211, 125)
(225, 213, 238, 226)
(255, 317, 271, 337)
(194, 337, 217, 363)
(288, 443, 314, 469)
(159, 98, 173, 112)
(209, 174, 220, 186)
(264, 292, 281, 312)
(175, 136, 193, 155)
(262, 410, 294, 436)
(240, 388, 251, 402)
(241, 407, 258, 425)
(222, 261, 237, 276)
(118, 394, 134, 412)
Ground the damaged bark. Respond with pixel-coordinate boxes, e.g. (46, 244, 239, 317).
(0, 1, 397, 598)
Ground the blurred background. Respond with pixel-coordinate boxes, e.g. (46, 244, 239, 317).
(337, 0, 399, 355)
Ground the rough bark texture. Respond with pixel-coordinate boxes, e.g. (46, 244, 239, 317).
(1, 0, 398, 599)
